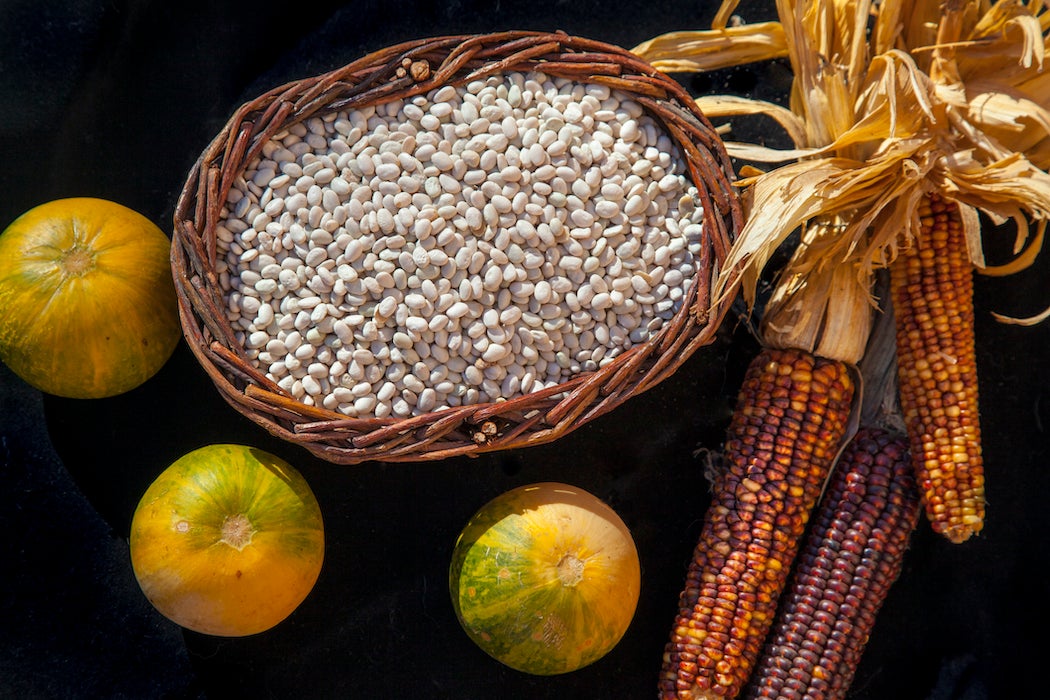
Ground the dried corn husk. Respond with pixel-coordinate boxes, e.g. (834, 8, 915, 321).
(633, 0, 1050, 328)
(630, 22, 788, 73)
(759, 220, 874, 363)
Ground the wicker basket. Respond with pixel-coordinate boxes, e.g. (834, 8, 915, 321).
(172, 30, 742, 464)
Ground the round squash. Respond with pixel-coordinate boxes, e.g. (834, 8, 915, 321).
(129, 444, 325, 637)
(0, 197, 180, 398)
(449, 482, 641, 675)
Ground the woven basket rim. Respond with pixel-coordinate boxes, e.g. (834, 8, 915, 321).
(171, 30, 743, 464)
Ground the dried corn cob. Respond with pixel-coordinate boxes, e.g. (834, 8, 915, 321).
(890, 193, 985, 543)
(660, 347, 856, 699)
(742, 427, 921, 700)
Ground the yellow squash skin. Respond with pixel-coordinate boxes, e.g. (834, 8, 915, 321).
(449, 482, 641, 675)
(129, 444, 325, 637)
(0, 197, 180, 398)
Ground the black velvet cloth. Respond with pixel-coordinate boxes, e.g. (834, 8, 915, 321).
(2, 1, 1047, 697)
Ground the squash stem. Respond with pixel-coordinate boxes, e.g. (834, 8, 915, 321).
(220, 513, 256, 551)
(556, 554, 585, 587)
(59, 246, 95, 277)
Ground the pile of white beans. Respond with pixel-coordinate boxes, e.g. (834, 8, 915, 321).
(214, 70, 705, 418)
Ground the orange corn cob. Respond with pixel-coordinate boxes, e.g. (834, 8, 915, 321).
(660, 347, 856, 699)
(742, 428, 922, 700)
(889, 193, 985, 543)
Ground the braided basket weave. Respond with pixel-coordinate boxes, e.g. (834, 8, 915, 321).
(172, 30, 742, 464)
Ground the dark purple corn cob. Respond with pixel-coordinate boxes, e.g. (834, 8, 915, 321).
(743, 427, 922, 700)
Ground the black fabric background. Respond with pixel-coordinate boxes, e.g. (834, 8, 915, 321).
(2, 1, 1048, 697)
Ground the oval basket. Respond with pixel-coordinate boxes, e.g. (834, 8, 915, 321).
(172, 30, 742, 464)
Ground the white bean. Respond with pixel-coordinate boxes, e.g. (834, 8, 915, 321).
(218, 69, 702, 417)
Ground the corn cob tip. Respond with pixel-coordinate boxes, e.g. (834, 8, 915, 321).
(939, 517, 983, 544)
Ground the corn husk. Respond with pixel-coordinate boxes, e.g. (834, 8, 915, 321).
(759, 220, 874, 362)
(630, 22, 788, 73)
(633, 0, 1050, 333)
